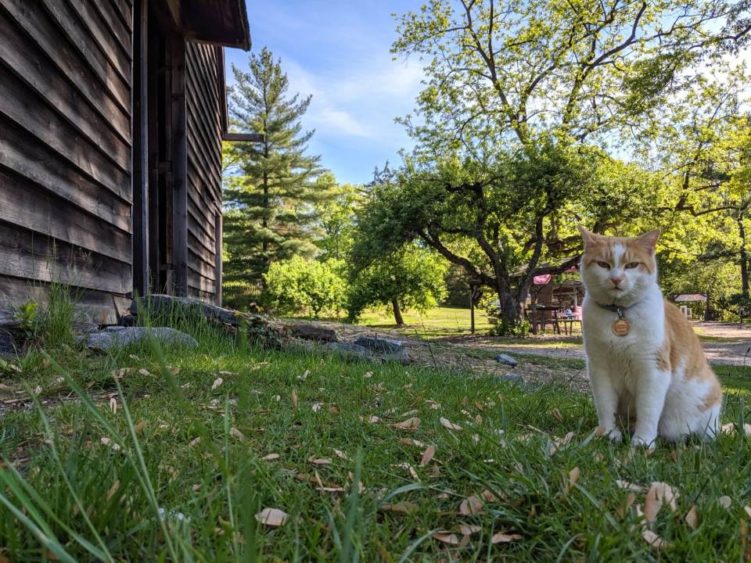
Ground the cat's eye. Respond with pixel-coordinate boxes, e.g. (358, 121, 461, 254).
(596, 261, 610, 269)
(625, 262, 640, 269)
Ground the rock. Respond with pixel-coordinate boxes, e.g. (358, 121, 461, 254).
(493, 373, 524, 385)
(288, 324, 338, 342)
(495, 353, 518, 367)
(324, 341, 411, 365)
(354, 336, 404, 354)
(0, 329, 17, 358)
(325, 342, 370, 359)
(0, 309, 19, 329)
(128, 294, 286, 349)
(130, 294, 242, 326)
(83, 327, 198, 352)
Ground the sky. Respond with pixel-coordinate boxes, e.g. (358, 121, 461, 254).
(224, 1, 426, 186)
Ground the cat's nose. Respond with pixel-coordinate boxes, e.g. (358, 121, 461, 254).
(610, 276, 622, 286)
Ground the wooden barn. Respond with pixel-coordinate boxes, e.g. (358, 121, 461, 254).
(0, 0, 252, 324)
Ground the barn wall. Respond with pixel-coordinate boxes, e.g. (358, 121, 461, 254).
(185, 42, 223, 304)
(0, 0, 133, 322)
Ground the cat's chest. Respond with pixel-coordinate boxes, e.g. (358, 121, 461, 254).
(582, 302, 663, 356)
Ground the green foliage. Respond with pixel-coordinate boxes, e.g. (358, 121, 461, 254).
(263, 256, 346, 318)
(348, 246, 448, 323)
(383, 0, 749, 330)
(222, 47, 336, 309)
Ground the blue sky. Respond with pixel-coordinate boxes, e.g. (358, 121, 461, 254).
(224, 1, 425, 185)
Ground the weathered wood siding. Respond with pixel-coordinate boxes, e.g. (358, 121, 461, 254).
(0, 0, 133, 321)
(186, 42, 223, 303)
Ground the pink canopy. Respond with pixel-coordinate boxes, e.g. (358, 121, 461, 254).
(533, 274, 552, 285)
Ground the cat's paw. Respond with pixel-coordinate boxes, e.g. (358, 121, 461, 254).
(596, 426, 622, 442)
(631, 434, 657, 448)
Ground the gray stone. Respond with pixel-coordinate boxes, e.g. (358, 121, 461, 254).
(495, 353, 518, 367)
(83, 326, 198, 352)
(289, 324, 339, 342)
(0, 309, 20, 329)
(325, 342, 370, 358)
(130, 294, 242, 326)
(0, 329, 17, 358)
(494, 373, 524, 385)
(353, 336, 404, 354)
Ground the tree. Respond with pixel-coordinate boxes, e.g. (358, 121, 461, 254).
(264, 256, 346, 318)
(384, 0, 747, 332)
(223, 47, 335, 308)
(348, 246, 448, 326)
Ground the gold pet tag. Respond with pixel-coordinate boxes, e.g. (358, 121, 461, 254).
(612, 318, 630, 336)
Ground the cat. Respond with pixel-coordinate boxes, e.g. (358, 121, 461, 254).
(578, 227, 722, 446)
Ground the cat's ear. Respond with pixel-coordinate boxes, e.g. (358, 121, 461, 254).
(636, 229, 660, 253)
(578, 225, 597, 248)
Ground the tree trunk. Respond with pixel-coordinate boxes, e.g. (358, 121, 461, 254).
(739, 215, 749, 299)
(739, 215, 749, 326)
(391, 298, 405, 326)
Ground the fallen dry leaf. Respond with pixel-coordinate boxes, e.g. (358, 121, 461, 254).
(440, 417, 463, 431)
(491, 531, 523, 544)
(459, 495, 484, 516)
(262, 453, 280, 461)
(481, 489, 498, 502)
(394, 463, 419, 480)
(311, 402, 323, 412)
(745, 506, 751, 518)
(721, 422, 736, 434)
(255, 507, 288, 527)
(642, 529, 669, 551)
(380, 501, 418, 514)
(433, 531, 462, 545)
(425, 399, 441, 410)
(549, 431, 575, 455)
(308, 456, 332, 466)
(550, 408, 564, 422)
(109, 397, 117, 414)
(392, 417, 421, 431)
(420, 445, 436, 466)
(100, 437, 121, 451)
(291, 389, 298, 408)
(719, 495, 732, 509)
(333, 449, 349, 460)
(644, 482, 679, 524)
(211, 377, 223, 390)
(616, 480, 645, 493)
(685, 505, 699, 530)
(138, 368, 152, 377)
(399, 438, 427, 448)
(617, 492, 637, 520)
(134, 420, 147, 433)
(229, 427, 246, 441)
(367, 415, 382, 424)
(189, 437, 201, 447)
(460, 524, 482, 536)
(563, 466, 580, 495)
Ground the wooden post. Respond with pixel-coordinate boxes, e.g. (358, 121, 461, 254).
(132, 0, 149, 297)
(214, 208, 223, 305)
(170, 35, 188, 297)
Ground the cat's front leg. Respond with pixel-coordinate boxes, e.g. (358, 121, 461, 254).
(632, 368, 671, 447)
(588, 358, 622, 442)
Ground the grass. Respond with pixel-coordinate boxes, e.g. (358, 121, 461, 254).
(1, 306, 751, 560)
(356, 306, 496, 339)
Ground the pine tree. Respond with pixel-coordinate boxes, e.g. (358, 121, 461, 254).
(223, 47, 333, 308)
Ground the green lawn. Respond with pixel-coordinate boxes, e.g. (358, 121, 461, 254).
(1, 317, 751, 560)
(357, 306, 495, 339)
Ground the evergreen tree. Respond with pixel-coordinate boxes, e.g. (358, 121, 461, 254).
(223, 47, 334, 308)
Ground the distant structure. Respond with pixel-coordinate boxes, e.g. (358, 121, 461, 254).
(0, 0, 257, 323)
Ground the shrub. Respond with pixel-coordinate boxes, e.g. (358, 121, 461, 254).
(263, 257, 346, 317)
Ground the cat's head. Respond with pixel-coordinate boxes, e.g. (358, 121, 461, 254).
(578, 227, 660, 306)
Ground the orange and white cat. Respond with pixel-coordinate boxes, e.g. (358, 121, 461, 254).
(579, 227, 722, 446)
